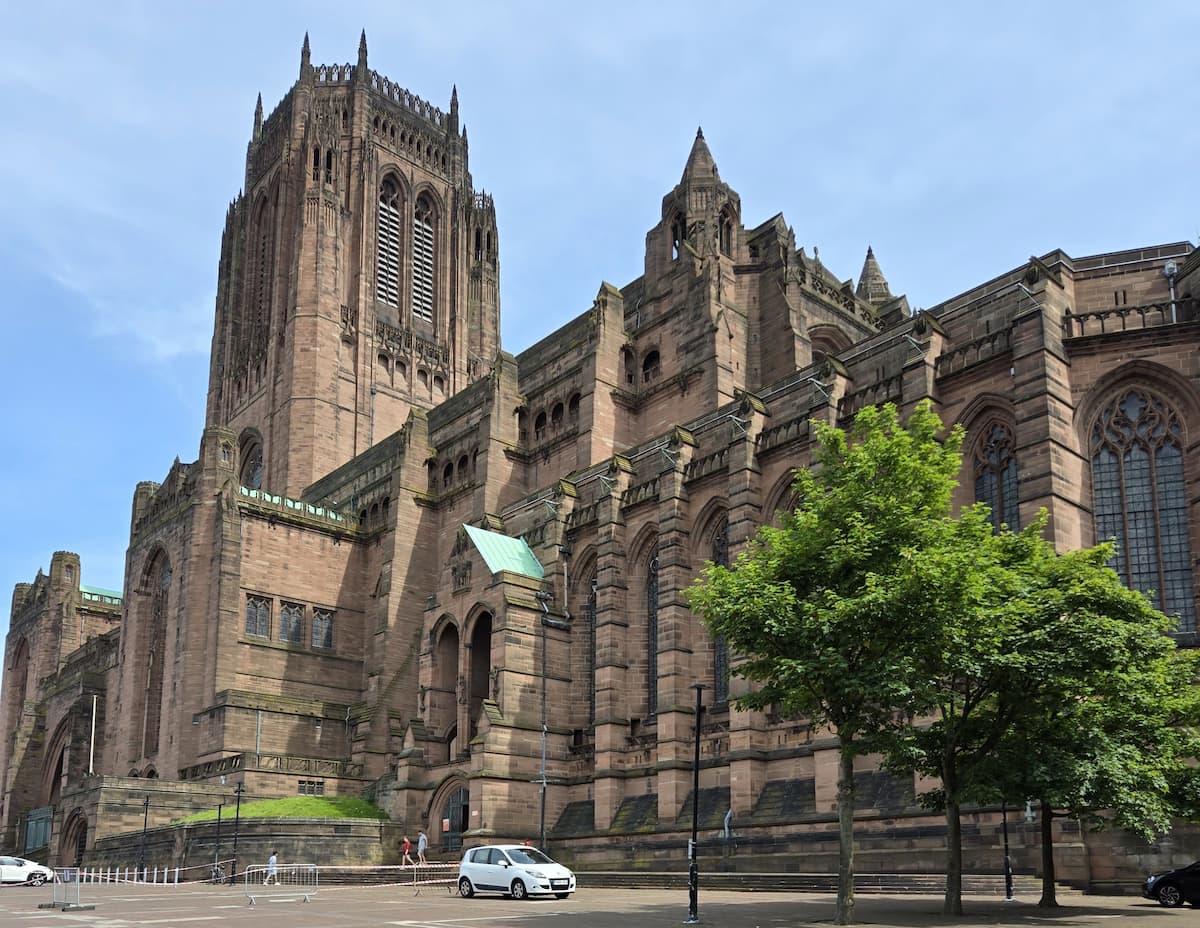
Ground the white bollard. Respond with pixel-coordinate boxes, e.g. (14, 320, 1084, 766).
(174, 867, 180, 884)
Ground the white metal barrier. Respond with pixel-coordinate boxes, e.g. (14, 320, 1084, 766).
(407, 862, 458, 896)
(38, 868, 94, 912)
(243, 863, 319, 905)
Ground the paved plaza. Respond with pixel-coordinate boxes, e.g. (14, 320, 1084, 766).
(0, 882, 1187, 928)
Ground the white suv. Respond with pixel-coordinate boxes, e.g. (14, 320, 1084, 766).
(458, 844, 575, 900)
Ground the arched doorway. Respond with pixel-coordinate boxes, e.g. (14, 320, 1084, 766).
(60, 809, 88, 866)
(439, 785, 470, 853)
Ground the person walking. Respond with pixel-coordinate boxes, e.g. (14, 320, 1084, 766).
(401, 835, 414, 867)
(417, 829, 428, 865)
(264, 850, 279, 885)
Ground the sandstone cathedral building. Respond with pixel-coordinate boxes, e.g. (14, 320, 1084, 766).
(3, 35, 1198, 881)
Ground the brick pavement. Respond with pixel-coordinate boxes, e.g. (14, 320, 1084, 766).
(0, 882, 1184, 928)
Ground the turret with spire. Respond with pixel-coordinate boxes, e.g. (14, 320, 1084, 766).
(855, 246, 893, 306)
(680, 126, 719, 185)
(357, 29, 368, 75)
(300, 32, 311, 79)
(253, 93, 263, 141)
(448, 84, 459, 136)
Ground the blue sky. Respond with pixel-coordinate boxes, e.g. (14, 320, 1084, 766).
(1, 2, 1197, 667)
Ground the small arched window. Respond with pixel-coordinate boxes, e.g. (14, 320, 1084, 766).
(551, 402, 564, 431)
(670, 214, 686, 260)
(534, 411, 547, 441)
(443, 462, 454, 489)
(312, 146, 321, 183)
(240, 441, 264, 490)
(457, 455, 469, 483)
(642, 350, 661, 383)
(324, 149, 334, 184)
(568, 393, 581, 420)
(376, 179, 403, 307)
(413, 194, 436, 323)
(719, 208, 734, 257)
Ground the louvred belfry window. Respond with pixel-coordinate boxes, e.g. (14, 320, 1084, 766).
(376, 180, 402, 307)
(413, 195, 435, 323)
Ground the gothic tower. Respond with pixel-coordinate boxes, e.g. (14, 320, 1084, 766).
(204, 33, 501, 498)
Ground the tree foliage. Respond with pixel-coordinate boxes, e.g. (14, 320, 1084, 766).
(691, 399, 1199, 920)
(689, 400, 964, 924)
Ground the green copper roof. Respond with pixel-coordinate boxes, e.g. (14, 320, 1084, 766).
(80, 584, 122, 599)
(463, 524, 545, 580)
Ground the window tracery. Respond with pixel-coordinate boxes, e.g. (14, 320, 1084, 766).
(973, 421, 1019, 531)
(1090, 388, 1195, 630)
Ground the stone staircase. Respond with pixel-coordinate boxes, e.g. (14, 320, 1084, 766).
(577, 871, 1066, 895)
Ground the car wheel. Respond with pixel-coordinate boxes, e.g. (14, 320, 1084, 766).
(555, 892, 570, 899)
(1158, 883, 1184, 907)
(510, 878, 528, 900)
(28, 874, 46, 887)
(458, 877, 475, 898)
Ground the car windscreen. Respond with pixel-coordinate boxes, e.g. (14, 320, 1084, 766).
(506, 848, 553, 866)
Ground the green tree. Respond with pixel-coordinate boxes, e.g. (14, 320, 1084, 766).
(689, 401, 963, 925)
(966, 541, 1200, 907)
(884, 516, 1200, 913)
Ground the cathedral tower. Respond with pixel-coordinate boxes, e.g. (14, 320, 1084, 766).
(204, 33, 501, 497)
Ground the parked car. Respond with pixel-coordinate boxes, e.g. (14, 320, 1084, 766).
(1143, 861, 1200, 907)
(0, 856, 53, 885)
(458, 844, 575, 900)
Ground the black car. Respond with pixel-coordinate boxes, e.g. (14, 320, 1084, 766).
(1144, 861, 1200, 907)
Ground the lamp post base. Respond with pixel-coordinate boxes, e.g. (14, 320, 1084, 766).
(684, 860, 700, 924)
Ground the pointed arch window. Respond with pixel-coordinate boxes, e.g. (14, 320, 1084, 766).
(250, 199, 273, 358)
(413, 194, 436, 323)
(240, 441, 263, 490)
(646, 551, 659, 717)
(711, 519, 730, 706)
(719, 208, 734, 257)
(586, 576, 598, 727)
(973, 422, 1019, 531)
(376, 179, 402, 307)
(1090, 388, 1195, 630)
(142, 556, 171, 758)
(670, 213, 686, 260)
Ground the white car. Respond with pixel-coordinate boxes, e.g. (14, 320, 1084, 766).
(458, 844, 575, 900)
(0, 856, 53, 885)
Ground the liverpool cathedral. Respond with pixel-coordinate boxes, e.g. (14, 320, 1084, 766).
(3, 35, 1198, 882)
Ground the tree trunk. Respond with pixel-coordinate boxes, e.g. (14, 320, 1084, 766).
(835, 743, 856, 925)
(943, 795, 963, 915)
(1038, 799, 1058, 908)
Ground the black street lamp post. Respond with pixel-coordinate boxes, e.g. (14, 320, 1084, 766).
(1001, 800, 1014, 901)
(138, 796, 150, 879)
(230, 783, 245, 884)
(686, 683, 705, 925)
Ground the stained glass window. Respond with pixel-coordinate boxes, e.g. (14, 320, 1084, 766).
(973, 422, 1019, 531)
(1090, 388, 1195, 630)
